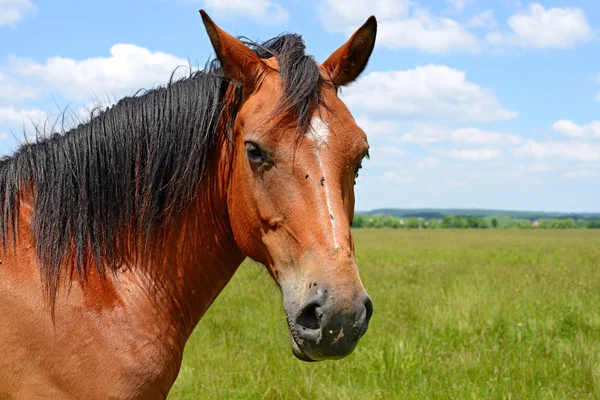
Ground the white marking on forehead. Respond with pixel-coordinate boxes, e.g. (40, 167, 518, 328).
(307, 116, 330, 146)
(308, 116, 338, 249)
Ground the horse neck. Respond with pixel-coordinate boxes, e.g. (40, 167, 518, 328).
(132, 107, 244, 341)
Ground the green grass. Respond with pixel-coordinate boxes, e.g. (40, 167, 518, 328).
(169, 229, 600, 399)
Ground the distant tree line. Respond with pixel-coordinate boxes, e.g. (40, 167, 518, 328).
(369, 208, 600, 221)
(352, 214, 600, 229)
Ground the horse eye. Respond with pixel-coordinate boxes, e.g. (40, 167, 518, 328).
(245, 142, 267, 164)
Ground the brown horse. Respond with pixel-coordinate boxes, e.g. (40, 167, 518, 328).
(0, 10, 377, 399)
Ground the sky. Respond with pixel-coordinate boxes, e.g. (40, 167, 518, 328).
(0, 0, 599, 212)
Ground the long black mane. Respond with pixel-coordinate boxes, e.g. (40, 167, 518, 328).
(0, 33, 322, 301)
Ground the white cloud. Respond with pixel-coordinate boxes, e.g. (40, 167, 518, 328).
(446, 178, 465, 188)
(446, 0, 474, 12)
(378, 9, 480, 54)
(399, 123, 447, 144)
(514, 140, 600, 162)
(449, 128, 522, 146)
(319, 1, 593, 54)
(467, 10, 496, 29)
(397, 124, 521, 148)
(10, 44, 189, 102)
(561, 169, 593, 180)
(415, 156, 440, 169)
(354, 115, 399, 138)
(343, 65, 517, 123)
(318, 0, 480, 54)
(382, 171, 415, 184)
(200, 0, 288, 24)
(487, 3, 594, 49)
(0, 72, 38, 104)
(0, 106, 46, 127)
(0, 132, 8, 140)
(517, 163, 553, 173)
(374, 146, 406, 157)
(0, 0, 36, 28)
(553, 120, 600, 139)
(450, 128, 523, 147)
(447, 148, 501, 161)
(318, 0, 410, 32)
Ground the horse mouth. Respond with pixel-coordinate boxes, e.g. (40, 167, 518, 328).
(287, 315, 318, 362)
(289, 334, 317, 362)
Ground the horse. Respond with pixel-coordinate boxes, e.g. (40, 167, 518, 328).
(0, 10, 377, 399)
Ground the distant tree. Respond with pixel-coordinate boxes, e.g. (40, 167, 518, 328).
(466, 215, 480, 228)
(382, 215, 401, 228)
(406, 218, 420, 229)
(428, 219, 440, 229)
(442, 214, 467, 229)
(441, 215, 453, 229)
(501, 217, 518, 228)
(539, 219, 552, 229)
(352, 213, 595, 229)
(550, 218, 576, 229)
(478, 218, 490, 229)
(366, 215, 384, 228)
(450, 215, 466, 228)
(352, 215, 365, 228)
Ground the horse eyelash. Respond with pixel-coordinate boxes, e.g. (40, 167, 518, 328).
(354, 152, 369, 185)
(354, 163, 363, 185)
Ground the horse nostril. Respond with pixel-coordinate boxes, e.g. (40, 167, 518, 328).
(363, 296, 374, 324)
(296, 302, 321, 330)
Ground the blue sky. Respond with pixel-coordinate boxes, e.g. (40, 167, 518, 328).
(1, 0, 599, 212)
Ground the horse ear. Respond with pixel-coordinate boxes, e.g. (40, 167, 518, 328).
(199, 10, 267, 87)
(321, 16, 377, 87)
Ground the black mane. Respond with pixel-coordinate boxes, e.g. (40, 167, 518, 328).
(0, 33, 322, 301)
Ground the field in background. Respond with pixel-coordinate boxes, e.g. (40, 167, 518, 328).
(170, 230, 600, 399)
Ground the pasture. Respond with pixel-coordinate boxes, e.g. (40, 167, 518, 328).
(170, 229, 600, 399)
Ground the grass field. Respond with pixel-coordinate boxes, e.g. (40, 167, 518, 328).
(169, 229, 600, 399)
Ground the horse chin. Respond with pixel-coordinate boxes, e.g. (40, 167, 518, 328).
(289, 334, 318, 362)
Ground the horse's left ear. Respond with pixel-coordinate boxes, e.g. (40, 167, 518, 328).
(321, 16, 377, 87)
(199, 10, 267, 87)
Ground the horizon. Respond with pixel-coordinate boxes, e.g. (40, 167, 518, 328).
(1, 1, 599, 213)
(359, 207, 600, 214)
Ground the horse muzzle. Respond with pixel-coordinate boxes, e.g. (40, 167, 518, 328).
(283, 284, 373, 362)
